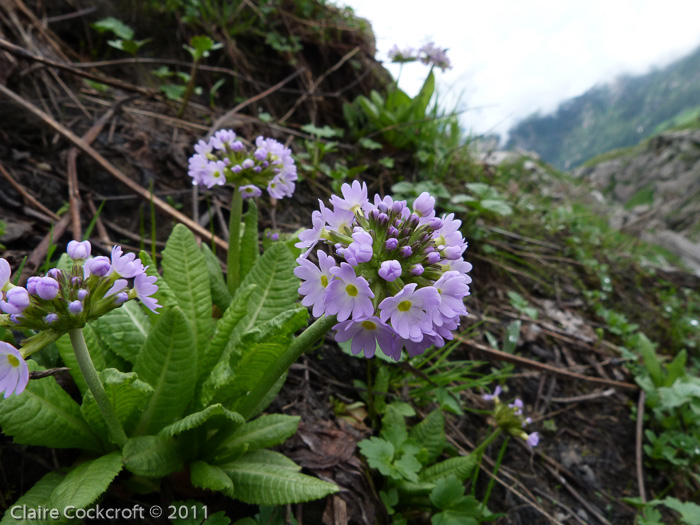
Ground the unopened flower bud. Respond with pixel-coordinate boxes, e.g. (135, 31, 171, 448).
(387, 226, 399, 238)
(231, 141, 244, 152)
(378, 260, 402, 282)
(242, 159, 254, 169)
(391, 202, 404, 215)
(428, 218, 443, 230)
(232, 165, 242, 173)
(400, 246, 412, 258)
(377, 212, 389, 224)
(36, 277, 59, 300)
(385, 238, 399, 251)
(6, 287, 30, 310)
(68, 300, 83, 315)
(47, 269, 62, 280)
(426, 252, 441, 265)
(410, 264, 424, 276)
(67, 240, 91, 260)
(44, 313, 58, 324)
(77, 289, 88, 301)
(26, 276, 40, 295)
(114, 292, 129, 306)
(86, 256, 111, 277)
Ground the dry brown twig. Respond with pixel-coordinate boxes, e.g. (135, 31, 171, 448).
(0, 82, 229, 251)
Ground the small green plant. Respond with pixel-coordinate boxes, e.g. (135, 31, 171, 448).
(91, 17, 150, 57)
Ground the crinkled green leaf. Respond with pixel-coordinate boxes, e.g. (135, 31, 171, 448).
(216, 414, 299, 456)
(49, 452, 122, 511)
(190, 461, 234, 497)
(479, 199, 513, 216)
(221, 450, 338, 505)
(430, 476, 480, 525)
(199, 284, 255, 396)
(658, 379, 700, 410)
(202, 244, 232, 313)
(240, 200, 259, 282)
(133, 306, 196, 435)
(161, 224, 212, 377)
(122, 435, 184, 477)
(421, 455, 478, 483)
(224, 309, 308, 411)
(0, 472, 64, 525)
(94, 300, 151, 364)
(661, 498, 700, 525)
(0, 360, 101, 452)
(233, 243, 299, 336)
(409, 409, 446, 464)
(159, 404, 243, 439)
(81, 369, 153, 440)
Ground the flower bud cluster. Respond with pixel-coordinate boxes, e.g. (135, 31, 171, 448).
(187, 129, 297, 198)
(294, 181, 472, 360)
(388, 42, 452, 71)
(483, 386, 540, 447)
(0, 241, 160, 340)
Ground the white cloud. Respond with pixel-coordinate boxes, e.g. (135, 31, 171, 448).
(343, 0, 700, 139)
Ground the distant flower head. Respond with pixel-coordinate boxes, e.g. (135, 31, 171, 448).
(294, 181, 472, 361)
(0, 341, 29, 398)
(484, 385, 541, 447)
(388, 45, 419, 63)
(187, 129, 297, 200)
(419, 42, 452, 71)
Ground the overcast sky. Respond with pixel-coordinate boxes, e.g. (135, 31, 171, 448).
(343, 0, 700, 141)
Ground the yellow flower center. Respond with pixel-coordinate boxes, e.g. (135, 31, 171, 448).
(346, 284, 358, 297)
(7, 354, 20, 368)
(361, 320, 377, 330)
(398, 300, 412, 312)
(321, 275, 329, 288)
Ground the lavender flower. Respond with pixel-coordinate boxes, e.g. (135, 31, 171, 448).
(0, 342, 29, 398)
(526, 432, 540, 447)
(110, 246, 145, 279)
(323, 263, 375, 322)
(0, 258, 10, 290)
(483, 385, 502, 401)
(334, 317, 397, 359)
(294, 181, 472, 360)
(133, 272, 161, 314)
(240, 185, 262, 199)
(418, 42, 452, 71)
(387, 45, 419, 63)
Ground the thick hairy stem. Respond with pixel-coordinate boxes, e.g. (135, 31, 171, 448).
(227, 186, 243, 295)
(69, 328, 127, 447)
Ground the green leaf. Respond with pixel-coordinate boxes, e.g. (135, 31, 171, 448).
(221, 450, 338, 505)
(0, 472, 64, 525)
(95, 300, 151, 363)
(133, 306, 197, 435)
(225, 309, 309, 411)
(159, 404, 243, 439)
(162, 224, 213, 377)
(190, 461, 234, 497)
(479, 199, 513, 216)
(430, 476, 480, 525)
(658, 379, 700, 410)
(234, 243, 299, 334)
(661, 497, 700, 525)
(202, 245, 232, 313)
(122, 435, 184, 477)
(0, 361, 101, 452)
(216, 414, 300, 456)
(409, 409, 446, 464)
(107, 38, 150, 55)
(240, 200, 259, 282)
(49, 452, 122, 511)
(91, 17, 134, 39)
(421, 455, 478, 483)
(81, 369, 153, 440)
(358, 437, 399, 479)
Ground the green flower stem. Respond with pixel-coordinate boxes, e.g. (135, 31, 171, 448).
(480, 434, 510, 515)
(69, 328, 127, 448)
(227, 186, 243, 295)
(473, 426, 502, 456)
(237, 314, 337, 421)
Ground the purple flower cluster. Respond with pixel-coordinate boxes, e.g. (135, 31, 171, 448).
(0, 241, 160, 335)
(294, 181, 472, 360)
(483, 386, 539, 447)
(187, 129, 297, 198)
(387, 43, 452, 71)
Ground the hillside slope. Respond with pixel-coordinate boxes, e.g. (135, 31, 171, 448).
(507, 45, 700, 169)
